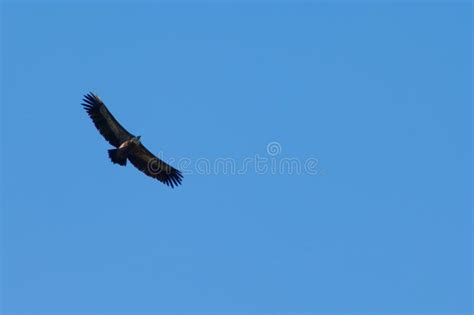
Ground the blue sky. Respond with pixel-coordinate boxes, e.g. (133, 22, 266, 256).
(1, 2, 472, 314)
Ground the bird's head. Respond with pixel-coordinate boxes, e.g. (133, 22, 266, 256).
(132, 136, 141, 144)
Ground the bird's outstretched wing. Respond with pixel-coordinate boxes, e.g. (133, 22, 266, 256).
(82, 92, 133, 147)
(128, 143, 183, 188)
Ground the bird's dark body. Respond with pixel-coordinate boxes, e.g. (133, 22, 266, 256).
(108, 137, 141, 166)
(82, 92, 183, 188)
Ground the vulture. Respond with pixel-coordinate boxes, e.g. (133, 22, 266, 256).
(82, 92, 183, 188)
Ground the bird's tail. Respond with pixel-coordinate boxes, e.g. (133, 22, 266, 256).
(108, 149, 127, 166)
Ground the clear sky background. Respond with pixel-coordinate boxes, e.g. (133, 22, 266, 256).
(1, 2, 472, 315)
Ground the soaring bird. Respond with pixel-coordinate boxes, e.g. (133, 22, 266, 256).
(82, 92, 183, 188)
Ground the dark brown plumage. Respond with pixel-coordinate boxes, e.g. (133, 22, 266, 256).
(82, 92, 183, 188)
